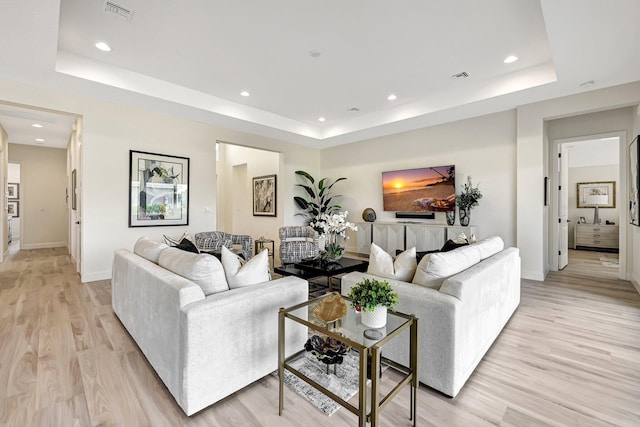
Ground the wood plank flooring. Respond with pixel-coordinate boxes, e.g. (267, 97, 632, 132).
(0, 247, 638, 426)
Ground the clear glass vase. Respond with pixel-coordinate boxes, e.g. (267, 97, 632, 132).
(321, 233, 344, 262)
(459, 207, 471, 226)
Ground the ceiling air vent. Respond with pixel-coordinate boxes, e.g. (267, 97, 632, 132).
(104, 1, 134, 21)
(451, 71, 469, 79)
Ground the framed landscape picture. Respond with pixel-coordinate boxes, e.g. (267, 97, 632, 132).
(253, 174, 276, 217)
(129, 150, 190, 227)
(7, 183, 19, 200)
(576, 181, 615, 208)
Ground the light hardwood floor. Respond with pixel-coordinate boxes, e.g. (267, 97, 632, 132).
(0, 247, 639, 426)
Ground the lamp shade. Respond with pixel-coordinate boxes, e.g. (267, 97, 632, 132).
(585, 194, 608, 206)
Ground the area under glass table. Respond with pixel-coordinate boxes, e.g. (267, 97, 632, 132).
(278, 293, 418, 427)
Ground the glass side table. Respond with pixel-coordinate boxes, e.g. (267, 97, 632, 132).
(255, 237, 275, 269)
(278, 293, 418, 427)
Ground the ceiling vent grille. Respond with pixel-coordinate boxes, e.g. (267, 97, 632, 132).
(451, 71, 469, 79)
(104, 1, 134, 21)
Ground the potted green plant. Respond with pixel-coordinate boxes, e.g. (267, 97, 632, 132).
(456, 176, 482, 226)
(293, 170, 346, 230)
(347, 278, 398, 328)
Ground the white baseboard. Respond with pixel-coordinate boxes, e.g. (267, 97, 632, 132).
(521, 269, 545, 281)
(21, 242, 68, 250)
(81, 271, 111, 283)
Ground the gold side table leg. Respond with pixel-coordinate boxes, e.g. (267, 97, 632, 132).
(278, 308, 285, 416)
(370, 346, 381, 426)
(359, 349, 368, 427)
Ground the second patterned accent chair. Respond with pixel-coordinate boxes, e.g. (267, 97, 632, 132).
(194, 231, 253, 260)
(279, 226, 319, 265)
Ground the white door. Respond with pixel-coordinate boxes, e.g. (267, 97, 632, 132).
(557, 145, 569, 269)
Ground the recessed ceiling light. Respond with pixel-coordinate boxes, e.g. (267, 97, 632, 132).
(504, 55, 518, 64)
(240, 91, 250, 97)
(95, 42, 112, 52)
(387, 94, 397, 101)
(318, 117, 326, 122)
(32, 123, 43, 128)
(35, 138, 45, 142)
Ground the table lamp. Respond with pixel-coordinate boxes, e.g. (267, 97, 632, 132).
(585, 194, 608, 224)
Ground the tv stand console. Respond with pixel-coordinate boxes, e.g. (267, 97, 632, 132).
(356, 221, 477, 255)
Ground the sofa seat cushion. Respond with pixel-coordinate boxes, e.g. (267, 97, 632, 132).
(222, 246, 270, 289)
(412, 244, 481, 289)
(368, 243, 417, 282)
(158, 247, 229, 295)
(134, 237, 169, 264)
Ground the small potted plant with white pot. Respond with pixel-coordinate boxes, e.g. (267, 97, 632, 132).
(347, 278, 398, 328)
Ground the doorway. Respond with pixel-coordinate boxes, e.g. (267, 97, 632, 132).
(550, 132, 626, 279)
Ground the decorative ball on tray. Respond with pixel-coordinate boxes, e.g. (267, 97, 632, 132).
(362, 208, 377, 222)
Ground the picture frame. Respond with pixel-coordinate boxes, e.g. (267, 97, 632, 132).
(578, 216, 587, 224)
(8, 201, 19, 218)
(629, 135, 639, 226)
(7, 183, 19, 200)
(576, 181, 615, 208)
(129, 150, 190, 227)
(253, 174, 277, 217)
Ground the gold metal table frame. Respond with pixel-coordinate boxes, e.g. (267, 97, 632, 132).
(278, 293, 418, 427)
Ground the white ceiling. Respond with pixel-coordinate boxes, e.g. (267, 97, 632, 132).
(0, 0, 639, 149)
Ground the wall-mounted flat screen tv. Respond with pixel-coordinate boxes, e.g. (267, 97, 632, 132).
(382, 165, 455, 212)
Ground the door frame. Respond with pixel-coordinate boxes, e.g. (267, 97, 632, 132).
(549, 131, 627, 280)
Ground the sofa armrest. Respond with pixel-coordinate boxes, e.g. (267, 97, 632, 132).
(179, 276, 308, 415)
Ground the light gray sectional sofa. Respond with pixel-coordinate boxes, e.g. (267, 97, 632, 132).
(341, 237, 520, 397)
(112, 237, 308, 415)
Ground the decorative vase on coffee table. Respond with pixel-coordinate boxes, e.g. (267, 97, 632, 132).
(459, 207, 471, 226)
(361, 305, 387, 328)
(321, 233, 344, 263)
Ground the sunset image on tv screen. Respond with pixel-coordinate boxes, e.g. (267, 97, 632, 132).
(382, 165, 455, 212)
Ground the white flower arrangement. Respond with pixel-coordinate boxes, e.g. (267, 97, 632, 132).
(310, 211, 358, 238)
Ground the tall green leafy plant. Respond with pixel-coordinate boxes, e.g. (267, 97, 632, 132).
(293, 170, 346, 226)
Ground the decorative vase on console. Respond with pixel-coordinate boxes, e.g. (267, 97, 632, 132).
(311, 211, 358, 263)
(456, 176, 482, 228)
(446, 210, 456, 226)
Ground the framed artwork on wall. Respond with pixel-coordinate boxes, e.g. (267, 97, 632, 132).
(576, 181, 616, 208)
(8, 201, 19, 218)
(129, 150, 190, 227)
(7, 183, 19, 200)
(630, 135, 639, 226)
(253, 174, 277, 217)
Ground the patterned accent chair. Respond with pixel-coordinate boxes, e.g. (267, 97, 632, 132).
(194, 231, 253, 260)
(279, 226, 319, 265)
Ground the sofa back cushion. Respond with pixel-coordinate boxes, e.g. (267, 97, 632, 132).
(472, 236, 504, 259)
(368, 243, 417, 282)
(221, 246, 270, 289)
(158, 248, 229, 295)
(412, 245, 481, 289)
(134, 237, 169, 264)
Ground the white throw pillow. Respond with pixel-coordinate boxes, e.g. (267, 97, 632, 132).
(133, 237, 169, 264)
(412, 245, 481, 289)
(222, 246, 270, 289)
(158, 247, 229, 295)
(472, 236, 504, 259)
(367, 243, 417, 282)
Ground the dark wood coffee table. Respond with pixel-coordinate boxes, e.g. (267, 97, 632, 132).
(274, 257, 368, 292)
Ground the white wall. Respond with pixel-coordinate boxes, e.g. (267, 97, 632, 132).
(0, 125, 7, 260)
(321, 110, 518, 252)
(8, 144, 67, 249)
(7, 162, 20, 239)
